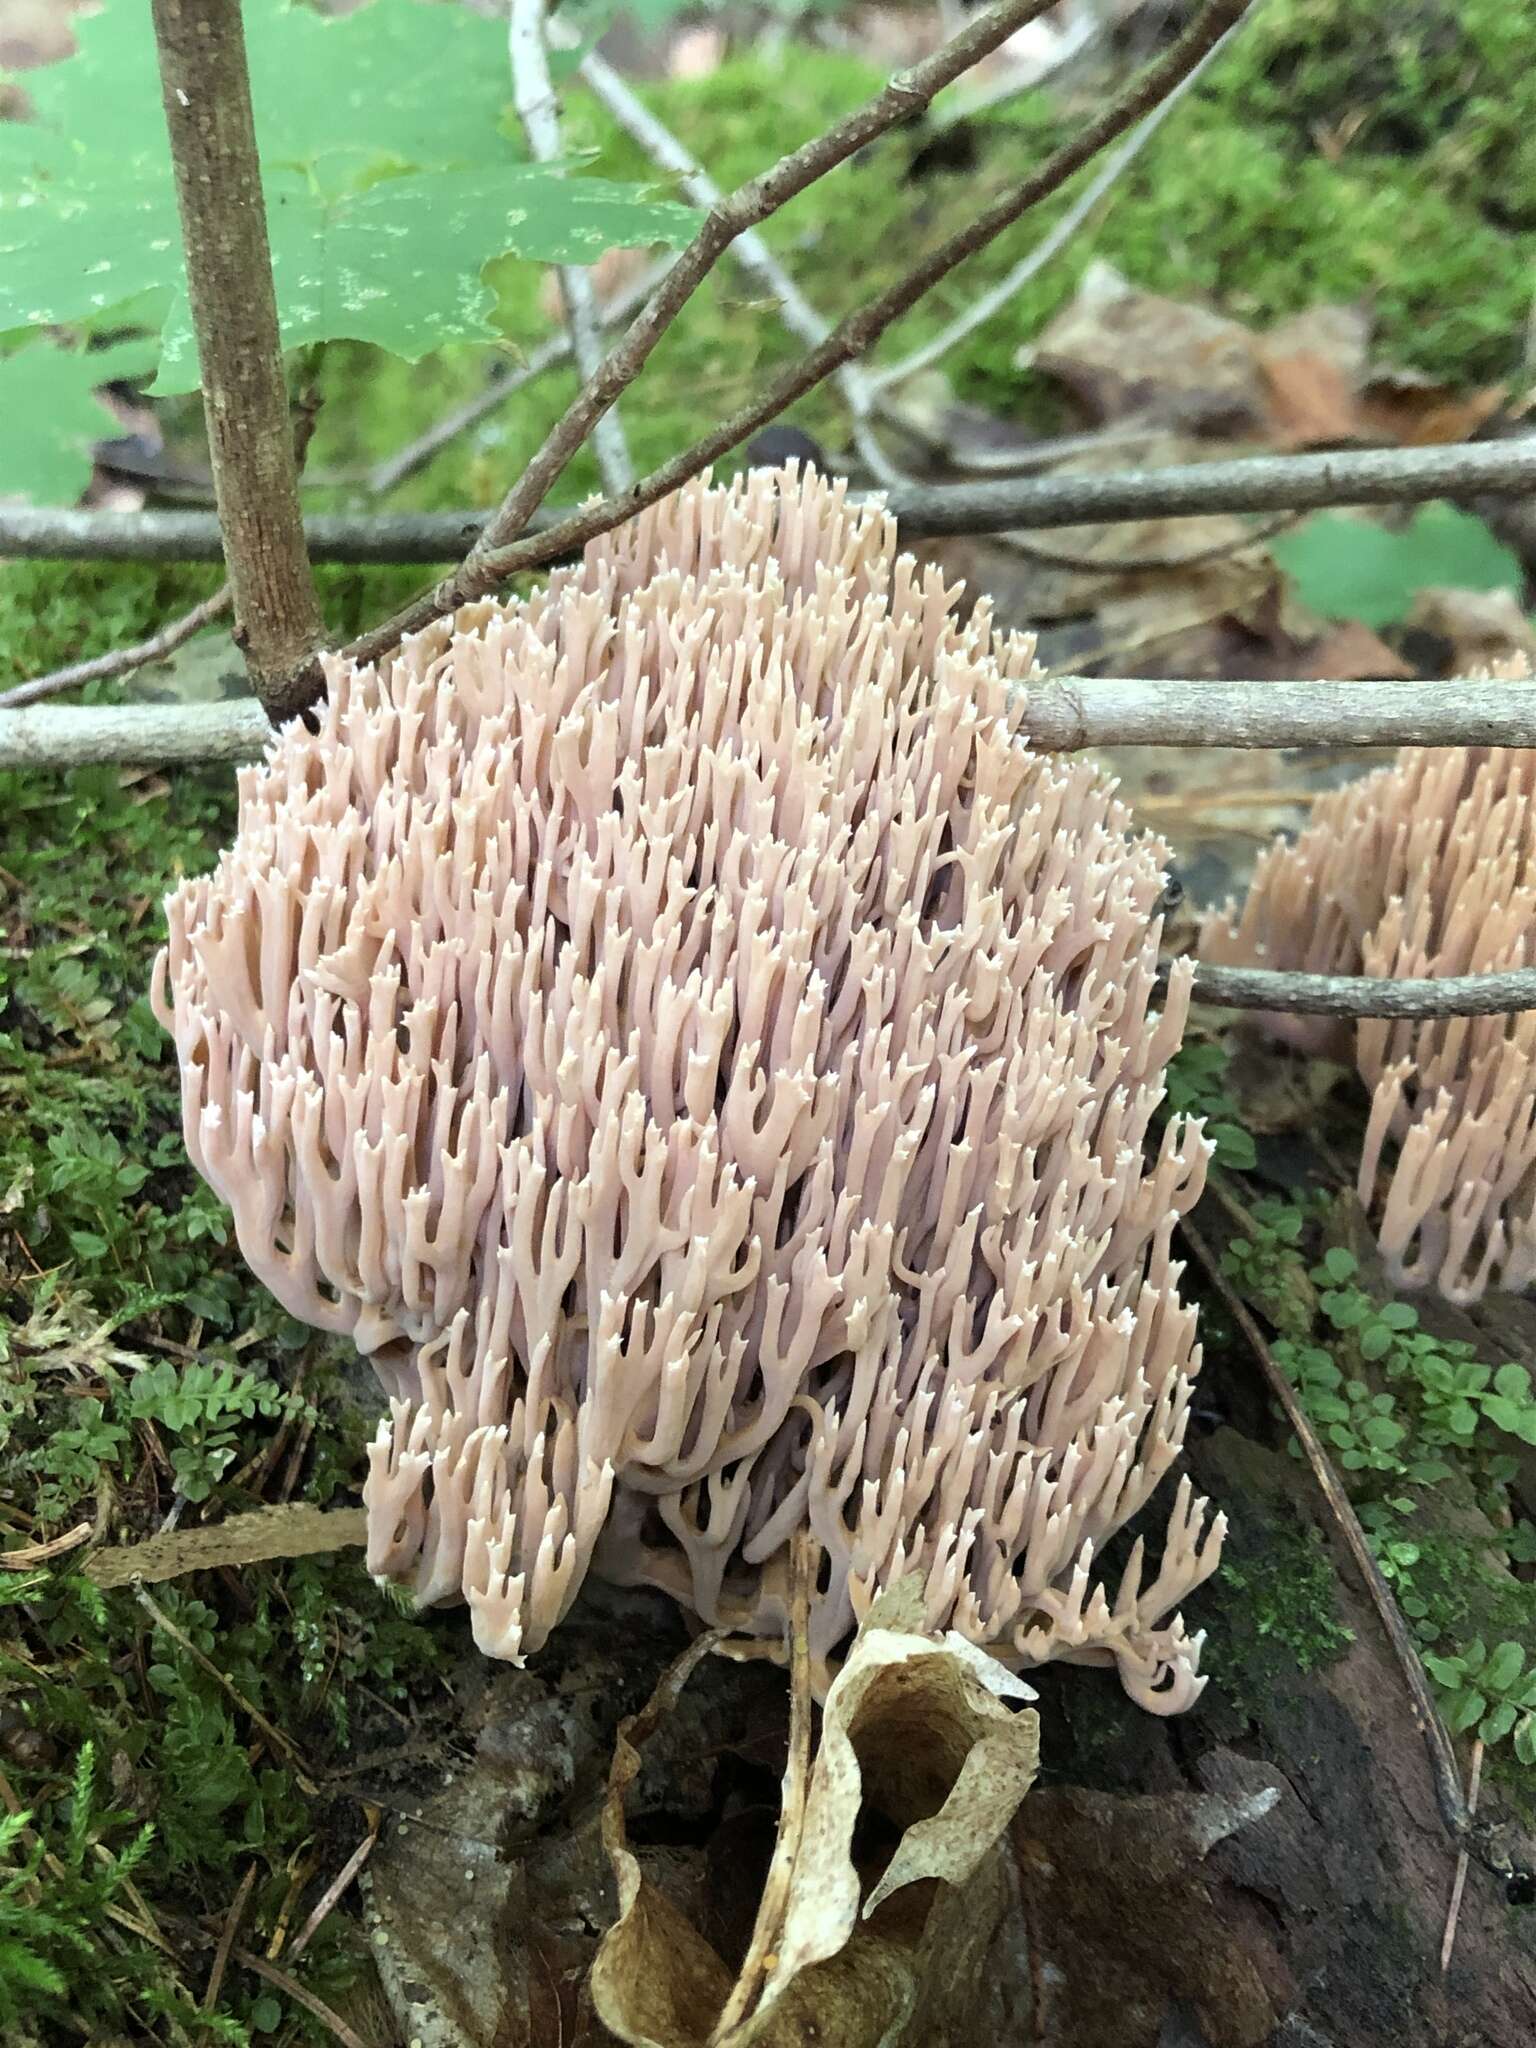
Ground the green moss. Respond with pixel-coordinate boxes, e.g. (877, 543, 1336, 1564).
(304, 29, 1535, 514)
(1212, 0, 1536, 225)
(0, 740, 446, 2039)
(0, 559, 221, 689)
(1200, 1513, 1354, 1723)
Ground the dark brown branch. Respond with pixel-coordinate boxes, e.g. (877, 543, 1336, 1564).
(150, 0, 324, 721)
(339, 0, 1252, 676)
(1183, 962, 1536, 1018)
(7, 437, 1536, 566)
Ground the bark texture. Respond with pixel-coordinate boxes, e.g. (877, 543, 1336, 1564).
(150, 0, 324, 721)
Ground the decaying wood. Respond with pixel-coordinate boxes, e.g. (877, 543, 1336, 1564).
(87, 1503, 366, 1588)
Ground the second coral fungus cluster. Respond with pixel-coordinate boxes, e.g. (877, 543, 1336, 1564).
(1203, 738, 1536, 1303)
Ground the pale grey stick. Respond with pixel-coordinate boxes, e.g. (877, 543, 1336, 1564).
(510, 0, 632, 493)
(8, 437, 1533, 564)
(1024, 676, 1536, 750)
(0, 699, 273, 770)
(11, 695, 1536, 1022)
(7, 676, 1533, 772)
(891, 437, 1536, 535)
(1183, 963, 1536, 1018)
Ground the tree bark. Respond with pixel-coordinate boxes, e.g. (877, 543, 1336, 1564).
(150, 0, 324, 722)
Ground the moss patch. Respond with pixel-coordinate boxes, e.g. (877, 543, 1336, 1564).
(1200, 1515, 1355, 1725)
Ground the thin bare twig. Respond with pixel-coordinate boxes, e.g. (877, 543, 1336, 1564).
(286, 1824, 378, 1963)
(511, 0, 632, 493)
(229, 1948, 373, 2048)
(203, 1862, 257, 2014)
(1178, 1214, 1524, 1885)
(333, 0, 1253, 677)
(933, 3, 1100, 129)
(1441, 1740, 1483, 1974)
(0, 587, 231, 712)
(1183, 962, 1536, 1020)
(579, 49, 902, 484)
(7, 437, 1536, 566)
(333, 0, 1067, 670)
(346, 258, 673, 496)
(870, 34, 1229, 394)
(134, 1583, 322, 1794)
(0, 1519, 94, 1567)
(10, 674, 1536, 773)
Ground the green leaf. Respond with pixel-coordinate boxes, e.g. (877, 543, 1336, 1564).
(3, 0, 525, 190)
(1377, 1301, 1419, 1331)
(153, 167, 698, 393)
(1210, 1122, 1257, 1170)
(1359, 1321, 1392, 1361)
(1445, 1686, 1487, 1733)
(1479, 1701, 1518, 1745)
(0, 0, 700, 395)
(1484, 1640, 1525, 1693)
(1319, 1247, 1358, 1284)
(1322, 1290, 1368, 1329)
(1480, 1396, 1536, 1444)
(1273, 502, 1523, 628)
(1492, 1362, 1532, 1401)
(1422, 1653, 1466, 1687)
(0, 338, 154, 504)
(1515, 1715, 1536, 1767)
(1448, 1398, 1482, 1437)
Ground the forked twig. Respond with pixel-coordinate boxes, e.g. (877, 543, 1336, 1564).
(580, 50, 902, 484)
(203, 1861, 257, 2013)
(0, 587, 232, 711)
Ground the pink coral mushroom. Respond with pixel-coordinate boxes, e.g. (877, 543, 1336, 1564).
(153, 465, 1222, 1709)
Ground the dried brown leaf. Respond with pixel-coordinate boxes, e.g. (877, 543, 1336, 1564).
(1025, 262, 1265, 434)
(591, 1583, 1039, 2048)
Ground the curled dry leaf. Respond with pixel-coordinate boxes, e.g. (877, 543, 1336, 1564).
(591, 1581, 1041, 2048)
